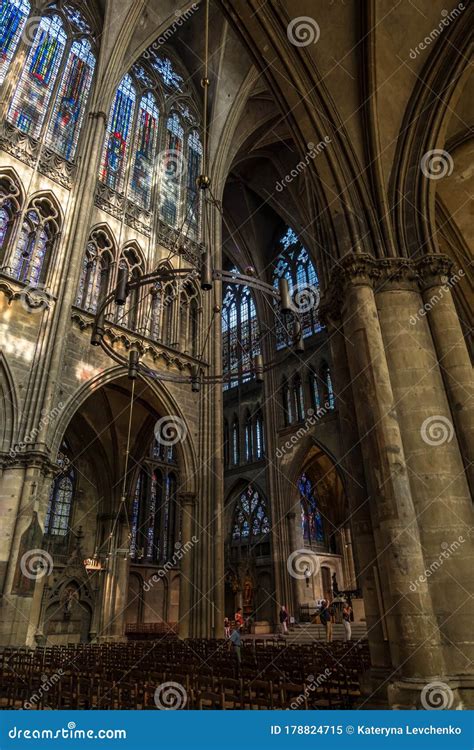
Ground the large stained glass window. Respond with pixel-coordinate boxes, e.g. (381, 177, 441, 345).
(0, 0, 30, 86)
(222, 270, 261, 390)
(129, 437, 179, 564)
(232, 485, 270, 542)
(45, 37, 95, 161)
(184, 129, 202, 236)
(129, 92, 159, 209)
(8, 15, 67, 139)
(159, 112, 184, 228)
(272, 227, 321, 349)
(100, 74, 136, 193)
(298, 473, 324, 545)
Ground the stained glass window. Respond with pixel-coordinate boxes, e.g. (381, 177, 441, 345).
(311, 372, 321, 410)
(150, 55, 183, 90)
(185, 129, 202, 237)
(100, 74, 136, 193)
(45, 449, 74, 536)
(255, 411, 264, 460)
(282, 377, 293, 425)
(232, 486, 270, 542)
(293, 374, 305, 422)
(272, 227, 321, 349)
(63, 3, 91, 34)
(160, 112, 184, 227)
(222, 270, 261, 390)
(298, 473, 324, 544)
(8, 15, 67, 139)
(12, 210, 49, 284)
(245, 412, 253, 462)
(129, 92, 159, 209)
(232, 417, 239, 465)
(0, 203, 13, 262)
(129, 437, 179, 564)
(45, 37, 95, 161)
(321, 362, 335, 410)
(76, 230, 113, 312)
(0, 0, 30, 86)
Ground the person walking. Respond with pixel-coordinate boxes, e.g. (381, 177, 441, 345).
(224, 617, 231, 638)
(342, 602, 352, 642)
(279, 605, 289, 635)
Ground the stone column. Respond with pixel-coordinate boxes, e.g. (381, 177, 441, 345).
(341, 527, 357, 590)
(286, 511, 303, 618)
(98, 518, 129, 642)
(325, 318, 392, 691)
(375, 260, 474, 689)
(332, 255, 446, 700)
(416, 255, 474, 495)
(178, 492, 196, 639)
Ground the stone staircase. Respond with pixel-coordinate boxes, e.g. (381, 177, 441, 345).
(286, 622, 367, 643)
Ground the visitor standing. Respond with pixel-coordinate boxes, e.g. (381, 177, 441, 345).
(279, 605, 289, 635)
(342, 602, 352, 642)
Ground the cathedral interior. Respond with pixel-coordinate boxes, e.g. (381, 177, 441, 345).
(0, 0, 472, 711)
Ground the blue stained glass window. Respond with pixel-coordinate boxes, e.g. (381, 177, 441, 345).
(7, 15, 67, 139)
(12, 210, 49, 284)
(63, 3, 91, 34)
(129, 92, 159, 209)
(46, 38, 95, 161)
(298, 473, 324, 544)
(0, 203, 12, 255)
(272, 227, 321, 349)
(100, 74, 136, 193)
(232, 486, 269, 542)
(160, 112, 184, 227)
(185, 129, 202, 237)
(222, 269, 261, 390)
(150, 55, 183, 90)
(255, 411, 264, 460)
(0, 0, 30, 85)
(45, 450, 74, 536)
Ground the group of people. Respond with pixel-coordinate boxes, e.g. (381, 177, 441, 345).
(317, 600, 352, 642)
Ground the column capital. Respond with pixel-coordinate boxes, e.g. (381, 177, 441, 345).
(415, 253, 455, 292)
(178, 491, 197, 507)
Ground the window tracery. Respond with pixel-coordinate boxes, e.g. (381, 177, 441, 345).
(231, 485, 270, 542)
(222, 270, 261, 390)
(298, 473, 324, 545)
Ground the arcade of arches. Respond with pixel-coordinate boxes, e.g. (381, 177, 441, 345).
(0, 0, 472, 710)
